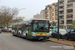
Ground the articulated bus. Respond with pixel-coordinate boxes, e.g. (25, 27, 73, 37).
(12, 19, 51, 40)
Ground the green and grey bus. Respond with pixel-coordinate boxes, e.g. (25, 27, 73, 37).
(12, 19, 51, 40)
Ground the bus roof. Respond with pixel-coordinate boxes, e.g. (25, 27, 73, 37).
(12, 19, 49, 25)
(32, 19, 49, 20)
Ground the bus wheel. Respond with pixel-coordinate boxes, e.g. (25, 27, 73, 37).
(18, 33, 21, 38)
(65, 36, 69, 40)
(40, 39, 43, 41)
(26, 34, 28, 39)
(13, 32, 15, 36)
(13, 34, 15, 36)
(39, 39, 45, 41)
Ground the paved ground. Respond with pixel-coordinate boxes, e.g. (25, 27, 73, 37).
(0, 32, 75, 50)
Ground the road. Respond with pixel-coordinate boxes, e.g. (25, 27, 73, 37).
(0, 32, 74, 50)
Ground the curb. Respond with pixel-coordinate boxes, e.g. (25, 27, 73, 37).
(49, 40, 75, 47)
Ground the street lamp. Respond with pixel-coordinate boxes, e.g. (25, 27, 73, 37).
(18, 8, 26, 11)
(58, 0, 59, 40)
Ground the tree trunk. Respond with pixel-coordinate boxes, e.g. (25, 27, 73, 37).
(7, 24, 9, 32)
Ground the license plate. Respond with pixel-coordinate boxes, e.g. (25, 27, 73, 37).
(39, 37, 43, 39)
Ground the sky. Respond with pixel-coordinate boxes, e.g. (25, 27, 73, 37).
(0, 0, 57, 20)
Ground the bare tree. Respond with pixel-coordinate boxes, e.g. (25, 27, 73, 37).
(13, 16, 24, 23)
(0, 6, 18, 30)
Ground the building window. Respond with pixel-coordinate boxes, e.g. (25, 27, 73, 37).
(60, 6, 64, 9)
(60, 1, 64, 5)
(52, 13, 54, 16)
(67, 20, 72, 24)
(52, 9, 54, 12)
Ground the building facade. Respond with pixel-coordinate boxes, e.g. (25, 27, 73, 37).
(33, 13, 40, 19)
(45, 3, 58, 26)
(40, 10, 45, 19)
(59, 0, 75, 29)
(33, 10, 45, 19)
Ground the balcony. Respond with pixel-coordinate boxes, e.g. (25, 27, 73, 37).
(67, 16, 73, 19)
(59, 6, 64, 11)
(59, 15, 64, 17)
(45, 11, 48, 14)
(67, 23, 72, 25)
(59, 23, 64, 25)
(59, 4, 64, 6)
(59, 1, 64, 6)
(67, 15, 73, 20)
(60, 18, 64, 20)
(46, 17, 49, 18)
(67, 6, 73, 9)
(66, 22, 72, 25)
(67, 11, 73, 15)
(59, 0, 64, 2)
(67, 9, 73, 15)
(66, 20, 72, 25)
(59, 14, 64, 16)
(59, 16, 64, 19)
(67, 4, 73, 9)
(67, 18, 72, 20)
(59, 8, 64, 11)
(59, 12, 64, 16)
(67, 1, 73, 5)
(45, 14, 48, 17)
(45, 16, 49, 19)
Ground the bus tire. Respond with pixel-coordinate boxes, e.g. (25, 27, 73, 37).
(18, 33, 21, 38)
(13, 34, 15, 36)
(65, 36, 69, 40)
(26, 33, 28, 39)
(13, 32, 15, 36)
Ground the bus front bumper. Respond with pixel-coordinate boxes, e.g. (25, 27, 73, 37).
(30, 36, 50, 40)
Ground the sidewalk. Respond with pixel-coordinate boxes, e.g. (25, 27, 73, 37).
(0, 40, 2, 50)
(48, 38, 75, 47)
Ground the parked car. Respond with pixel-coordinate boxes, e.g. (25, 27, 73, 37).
(8, 28, 12, 32)
(64, 28, 75, 40)
(8, 27, 12, 32)
(49, 29, 54, 37)
(0, 29, 1, 33)
(1, 28, 4, 32)
(66, 29, 71, 32)
(4, 29, 8, 32)
(51, 29, 67, 38)
(1, 28, 8, 32)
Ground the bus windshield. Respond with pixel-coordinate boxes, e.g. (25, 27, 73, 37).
(32, 21, 49, 32)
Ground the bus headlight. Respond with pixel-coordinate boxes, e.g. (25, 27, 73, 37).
(47, 33, 50, 36)
(31, 32, 36, 36)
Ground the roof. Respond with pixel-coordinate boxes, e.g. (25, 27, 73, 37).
(32, 19, 49, 20)
(12, 19, 49, 25)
